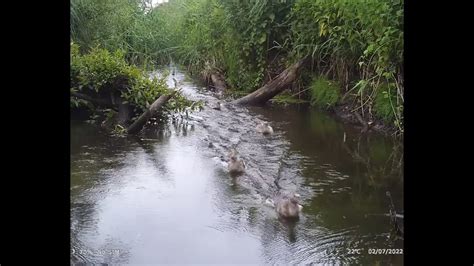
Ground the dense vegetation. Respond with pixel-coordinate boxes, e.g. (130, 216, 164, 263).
(70, 42, 193, 128)
(71, 0, 403, 134)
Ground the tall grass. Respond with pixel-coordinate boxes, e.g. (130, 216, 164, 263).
(71, 0, 403, 133)
(289, 0, 403, 132)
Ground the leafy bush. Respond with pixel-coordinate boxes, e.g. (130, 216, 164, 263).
(374, 84, 397, 123)
(71, 0, 404, 132)
(71, 43, 193, 116)
(289, 0, 403, 130)
(309, 76, 340, 109)
(71, 44, 139, 92)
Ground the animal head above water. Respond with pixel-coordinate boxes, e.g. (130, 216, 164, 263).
(290, 197, 299, 205)
(228, 148, 238, 158)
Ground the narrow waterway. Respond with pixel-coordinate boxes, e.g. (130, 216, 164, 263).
(71, 68, 403, 265)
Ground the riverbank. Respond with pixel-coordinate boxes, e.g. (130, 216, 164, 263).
(331, 103, 399, 136)
(192, 71, 401, 137)
(71, 0, 403, 137)
(270, 98, 399, 136)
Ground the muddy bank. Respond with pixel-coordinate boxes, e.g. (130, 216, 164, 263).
(194, 69, 401, 137)
(251, 99, 399, 137)
(330, 103, 399, 136)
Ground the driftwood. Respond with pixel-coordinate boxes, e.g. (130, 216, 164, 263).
(233, 58, 307, 105)
(127, 91, 176, 134)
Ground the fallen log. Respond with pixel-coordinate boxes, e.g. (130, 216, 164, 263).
(233, 58, 307, 105)
(127, 91, 177, 134)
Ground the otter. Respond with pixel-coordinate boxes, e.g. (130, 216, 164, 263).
(256, 122, 274, 135)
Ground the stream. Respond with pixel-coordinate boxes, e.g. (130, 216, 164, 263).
(71, 68, 403, 265)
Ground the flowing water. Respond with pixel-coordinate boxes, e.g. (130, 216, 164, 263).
(71, 68, 403, 265)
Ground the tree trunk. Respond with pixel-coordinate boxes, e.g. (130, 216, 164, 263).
(233, 59, 307, 105)
(127, 91, 176, 134)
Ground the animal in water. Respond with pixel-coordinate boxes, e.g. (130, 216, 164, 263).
(228, 149, 245, 175)
(271, 194, 303, 219)
(256, 122, 274, 135)
(211, 101, 222, 110)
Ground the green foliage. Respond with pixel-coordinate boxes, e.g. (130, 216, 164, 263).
(271, 92, 309, 105)
(374, 84, 397, 123)
(71, 0, 404, 132)
(217, 0, 295, 91)
(71, 0, 177, 66)
(70, 88, 89, 108)
(145, 0, 295, 92)
(122, 76, 169, 110)
(289, 0, 403, 75)
(289, 0, 403, 130)
(71, 0, 141, 52)
(70, 43, 193, 117)
(71, 43, 139, 92)
(112, 124, 128, 136)
(309, 76, 340, 109)
(174, 0, 228, 70)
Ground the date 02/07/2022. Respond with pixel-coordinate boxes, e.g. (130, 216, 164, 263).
(345, 248, 403, 255)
